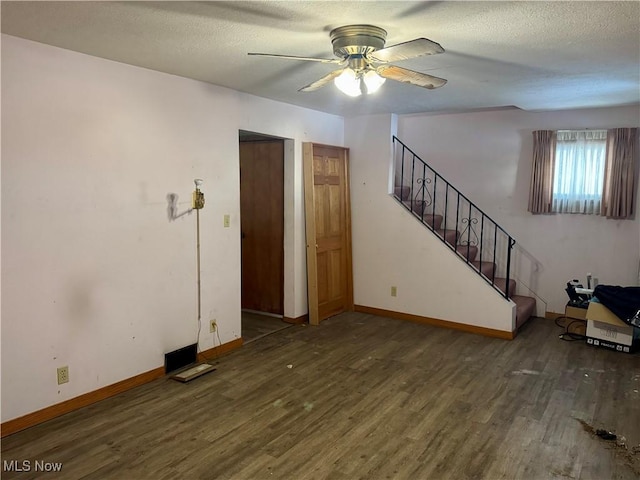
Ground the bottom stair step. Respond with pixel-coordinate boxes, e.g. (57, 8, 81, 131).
(512, 295, 536, 330)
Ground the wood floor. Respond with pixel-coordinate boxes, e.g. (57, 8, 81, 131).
(2, 312, 639, 479)
(241, 311, 292, 343)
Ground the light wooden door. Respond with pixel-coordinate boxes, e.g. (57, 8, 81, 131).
(303, 143, 353, 325)
(240, 140, 284, 315)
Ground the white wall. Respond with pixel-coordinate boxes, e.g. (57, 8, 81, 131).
(397, 106, 640, 314)
(346, 114, 515, 332)
(1, 35, 343, 422)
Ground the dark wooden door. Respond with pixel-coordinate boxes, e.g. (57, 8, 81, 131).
(303, 143, 353, 325)
(240, 140, 284, 315)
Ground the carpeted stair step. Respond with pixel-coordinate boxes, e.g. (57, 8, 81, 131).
(436, 229, 458, 244)
(471, 261, 496, 278)
(394, 186, 410, 200)
(403, 199, 427, 214)
(455, 244, 478, 261)
(512, 295, 536, 330)
(402, 201, 444, 229)
(423, 214, 443, 230)
(492, 277, 517, 298)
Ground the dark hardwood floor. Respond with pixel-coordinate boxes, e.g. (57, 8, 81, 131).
(241, 311, 292, 343)
(2, 312, 639, 479)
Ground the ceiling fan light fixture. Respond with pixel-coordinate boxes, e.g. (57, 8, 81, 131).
(250, 24, 447, 97)
(334, 68, 362, 97)
(363, 70, 386, 94)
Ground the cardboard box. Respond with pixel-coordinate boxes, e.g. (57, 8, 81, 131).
(586, 336, 635, 353)
(565, 305, 587, 320)
(586, 302, 640, 354)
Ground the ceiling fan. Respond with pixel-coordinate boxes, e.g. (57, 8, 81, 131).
(248, 25, 447, 97)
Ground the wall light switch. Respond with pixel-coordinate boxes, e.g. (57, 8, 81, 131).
(224, 214, 230, 228)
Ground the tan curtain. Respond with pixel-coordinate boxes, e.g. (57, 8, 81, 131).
(528, 130, 556, 214)
(601, 128, 639, 219)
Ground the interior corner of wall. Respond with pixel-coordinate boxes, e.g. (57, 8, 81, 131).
(387, 115, 399, 193)
(390, 114, 398, 137)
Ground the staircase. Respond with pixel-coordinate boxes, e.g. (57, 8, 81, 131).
(392, 136, 536, 333)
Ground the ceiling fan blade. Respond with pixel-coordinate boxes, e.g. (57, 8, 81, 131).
(369, 38, 445, 63)
(299, 69, 345, 92)
(248, 53, 341, 64)
(377, 65, 447, 89)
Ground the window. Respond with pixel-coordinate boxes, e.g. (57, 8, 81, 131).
(529, 127, 638, 218)
(552, 129, 607, 214)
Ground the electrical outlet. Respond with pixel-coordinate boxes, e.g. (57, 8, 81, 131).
(210, 319, 217, 333)
(391, 286, 397, 297)
(57, 366, 69, 385)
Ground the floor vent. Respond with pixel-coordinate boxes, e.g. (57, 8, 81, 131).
(164, 343, 197, 374)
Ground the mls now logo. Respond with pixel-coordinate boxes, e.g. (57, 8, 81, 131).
(3, 460, 63, 472)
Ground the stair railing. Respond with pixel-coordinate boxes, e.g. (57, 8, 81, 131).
(393, 136, 515, 300)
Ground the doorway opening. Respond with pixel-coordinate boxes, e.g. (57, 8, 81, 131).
(239, 131, 291, 343)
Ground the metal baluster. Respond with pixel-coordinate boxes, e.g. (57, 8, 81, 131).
(404, 143, 408, 201)
(411, 155, 416, 213)
(492, 224, 498, 285)
(399, 140, 405, 200)
(505, 237, 515, 299)
(421, 163, 426, 219)
(432, 172, 437, 231)
(466, 202, 472, 263)
(444, 183, 448, 235)
(479, 214, 485, 276)
(455, 192, 460, 248)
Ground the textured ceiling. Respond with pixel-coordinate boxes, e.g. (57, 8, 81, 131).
(2, 1, 639, 117)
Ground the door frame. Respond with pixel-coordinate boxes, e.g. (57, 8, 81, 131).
(303, 142, 354, 325)
(239, 133, 285, 317)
